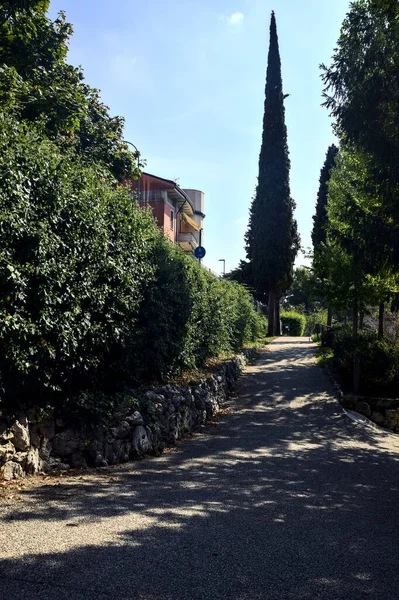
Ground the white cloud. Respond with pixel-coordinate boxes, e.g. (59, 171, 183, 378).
(227, 12, 244, 25)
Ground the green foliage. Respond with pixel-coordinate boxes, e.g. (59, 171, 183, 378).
(312, 144, 338, 281)
(0, 2, 137, 181)
(324, 327, 399, 394)
(322, 0, 399, 193)
(0, 114, 156, 413)
(0, 3, 267, 421)
(280, 310, 306, 336)
(321, 0, 399, 287)
(123, 239, 267, 382)
(321, 147, 398, 313)
(0, 116, 265, 415)
(306, 308, 328, 337)
(283, 266, 324, 313)
(245, 12, 299, 334)
(315, 345, 334, 368)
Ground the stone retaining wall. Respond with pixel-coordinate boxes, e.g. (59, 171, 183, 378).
(0, 350, 257, 480)
(341, 395, 399, 432)
(324, 363, 399, 433)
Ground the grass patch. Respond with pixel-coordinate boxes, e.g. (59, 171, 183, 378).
(316, 345, 334, 368)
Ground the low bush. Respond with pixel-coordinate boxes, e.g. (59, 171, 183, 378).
(281, 310, 306, 336)
(322, 326, 399, 394)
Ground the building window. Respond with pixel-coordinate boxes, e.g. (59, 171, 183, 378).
(170, 209, 174, 230)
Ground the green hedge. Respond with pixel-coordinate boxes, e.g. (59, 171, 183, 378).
(0, 115, 158, 414)
(119, 238, 267, 382)
(0, 114, 266, 417)
(322, 327, 399, 394)
(281, 310, 306, 336)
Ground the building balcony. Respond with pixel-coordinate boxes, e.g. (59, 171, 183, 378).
(177, 232, 198, 252)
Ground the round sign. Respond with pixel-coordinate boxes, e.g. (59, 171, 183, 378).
(194, 246, 206, 259)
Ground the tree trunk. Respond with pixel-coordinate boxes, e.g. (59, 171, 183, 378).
(275, 299, 281, 336)
(327, 305, 332, 328)
(353, 298, 359, 337)
(268, 288, 276, 336)
(359, 311, 364, 330)
(378, 302, 384, 339)
(353, 296, 360, 393)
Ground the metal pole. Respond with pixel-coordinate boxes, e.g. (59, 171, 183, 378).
(218, 259, 225, 276)
(123, 139, 141, 201)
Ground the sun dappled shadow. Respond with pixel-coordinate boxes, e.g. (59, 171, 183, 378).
(1, 338, 399, 599)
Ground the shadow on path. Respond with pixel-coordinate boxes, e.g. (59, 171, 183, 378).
(1, 338, 399, 600)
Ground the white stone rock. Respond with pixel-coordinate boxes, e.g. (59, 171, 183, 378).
(0, 441, 16, 463)
(132, 426, 152, 456)
(26, 448, 40, 474)
(1, 461, 24, 480)
(12, 420, 30, 451)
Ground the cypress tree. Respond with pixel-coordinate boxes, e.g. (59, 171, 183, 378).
(312, 144, 338, 327)
(246, 11, 299, 336)
(311, 144, 338, 251)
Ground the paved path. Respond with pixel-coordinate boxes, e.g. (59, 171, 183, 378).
(2, 338, 399, 600)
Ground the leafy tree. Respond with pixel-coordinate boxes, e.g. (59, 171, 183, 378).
(323, 147, 398, 336)
(0, 1, 137, 181)
(246, 11, 299, 336)
(321, 0, 399, 263)
(283, 266, 323, 314)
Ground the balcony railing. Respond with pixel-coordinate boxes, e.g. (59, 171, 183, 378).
(177, 232, 198, 249)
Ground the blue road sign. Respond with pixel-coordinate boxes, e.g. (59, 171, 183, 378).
(194, 246, 206, 259)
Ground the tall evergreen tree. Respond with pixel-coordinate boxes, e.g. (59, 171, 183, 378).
(246, 11, 299, 336)
(312, 144, 338, 251)
(312, 144, 338, 326)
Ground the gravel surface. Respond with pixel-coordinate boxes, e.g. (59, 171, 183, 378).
(1, 337, 399, 600)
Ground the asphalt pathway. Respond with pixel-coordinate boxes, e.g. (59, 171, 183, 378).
(1, 337, 399, 600)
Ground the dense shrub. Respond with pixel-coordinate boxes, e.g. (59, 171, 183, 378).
(323, 326, 399, 394)
(306, 308, 328, 336)
(122, 238, 268, 382)
(0, 115, 157, 413)
(0, 114, 266, 416)
(281, 310, 306, 336)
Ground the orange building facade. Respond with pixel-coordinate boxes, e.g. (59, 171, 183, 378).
(128, 173, 205, 252)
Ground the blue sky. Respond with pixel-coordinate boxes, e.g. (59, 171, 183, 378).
(49, 0, 350, 275)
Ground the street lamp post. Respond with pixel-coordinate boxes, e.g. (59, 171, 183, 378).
(218, 259, 226, 276)
(123, 139, 141, 201)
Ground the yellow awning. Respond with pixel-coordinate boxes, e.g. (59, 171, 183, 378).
(181, 213, 200, 231)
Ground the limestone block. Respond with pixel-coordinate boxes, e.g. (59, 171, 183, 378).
(13, 452, 28, 466)
(371, 411, 384, 424)
(71, 451, 87, 469)
(26, 448, 40, 474)
(52, 430, 81, 457)
(115, 421, 131, 439)
(0, 441, 16, 464)
(354, 401, 371, 418)
(0, 422, 13, 443)
(11, 420, 30, 451)
(125, 411, 144, 426)
(1, 461, 24, 481)
(132, 426, 152, 456)
(39, 438, 52, 462)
